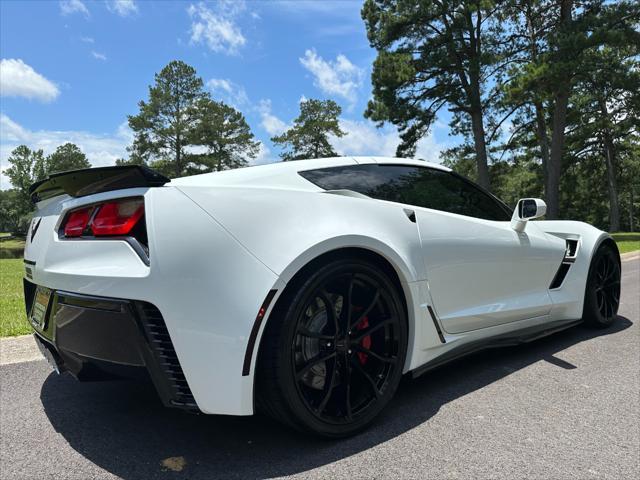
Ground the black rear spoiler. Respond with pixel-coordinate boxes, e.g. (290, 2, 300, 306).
(29, 165, 170, 203)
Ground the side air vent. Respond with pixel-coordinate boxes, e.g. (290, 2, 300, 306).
(550, 239, 579, 289)
(565, 239, 579, 260)
(136, 302, 197, 409)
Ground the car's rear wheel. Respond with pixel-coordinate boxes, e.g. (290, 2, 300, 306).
(257, 257, 407, 437)
(583, 243, 621, 328)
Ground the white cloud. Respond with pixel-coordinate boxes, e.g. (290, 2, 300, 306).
(0, 59, 60, 102)
(187, 1, 246, 55)
(1, 114, 130, 189)
(207, 78, 248, 107)
(0, 114, 30, 142)
(59, 0, 89, 17)
(331, 119, 444, 163)
(252, 142, 277, 166)
(258, 100, 288, 137)
(80, 36, 94, 43)
(107, 0, 138, 17)
(299, 49, 363, 105)
(91, 51, 107, 61)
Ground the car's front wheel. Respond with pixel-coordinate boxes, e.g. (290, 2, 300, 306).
(583, 243, 621, 328)
(257, 256, 407, 438)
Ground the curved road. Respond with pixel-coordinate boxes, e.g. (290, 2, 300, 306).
(1, 257, 638, 479)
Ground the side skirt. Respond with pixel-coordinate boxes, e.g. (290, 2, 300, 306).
(410, 318, 583, 379)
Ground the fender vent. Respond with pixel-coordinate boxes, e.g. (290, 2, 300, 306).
(550, 239, 579, 289)
(136, 302, 197, 409)
(550, 263, 571, 289)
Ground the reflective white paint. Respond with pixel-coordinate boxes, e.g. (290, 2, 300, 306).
(25, 157, 610, 416)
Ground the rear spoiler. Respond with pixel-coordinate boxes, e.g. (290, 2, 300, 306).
(29, 165, 170, 203)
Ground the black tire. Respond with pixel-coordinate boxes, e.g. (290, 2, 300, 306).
(256, 257, 407, 438)
(583, 243, 621, 328)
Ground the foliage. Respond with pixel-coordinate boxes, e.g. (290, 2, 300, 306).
(362, 0, 512, 188)
(127, 60, 260, 176)
(497, 0, 640, 219)
(364, 0, 639, 222)
(271, 99, 346, 161)
(189, 98, 260, 172)
(0, 190, 28, 234)
(4, 145, 47, 212)
(2, 143, 93, 234)
(46, 143, 91, 174)
(3, 146, 47, 233)
(115, 154, 146, 167)
(128, 60, 206, 178)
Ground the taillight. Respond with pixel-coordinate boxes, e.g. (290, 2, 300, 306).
(91, 199, 144, 236)
(63, 207, 92, 237)
(61, 198, 145, 238)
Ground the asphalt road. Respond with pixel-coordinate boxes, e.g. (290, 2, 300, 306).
(1, 258, 638, 480)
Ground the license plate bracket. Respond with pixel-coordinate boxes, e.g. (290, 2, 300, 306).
(30, 286, 52, 331)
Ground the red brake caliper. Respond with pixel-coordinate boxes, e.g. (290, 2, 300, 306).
(356, 316, 371, 365)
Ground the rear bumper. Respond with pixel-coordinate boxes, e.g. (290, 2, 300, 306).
(25, 279, 198, 411)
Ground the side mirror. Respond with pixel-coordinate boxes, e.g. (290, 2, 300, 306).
(511, 198, 546, 232)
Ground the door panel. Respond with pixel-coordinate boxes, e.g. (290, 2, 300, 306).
(415, 209, 564, 333)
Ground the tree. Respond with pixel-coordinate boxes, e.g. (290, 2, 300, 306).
(498, 0, 553, 194)
(46, 143, 91, 174)
(189, 98, 260, 172)
(128, 60, 206, 178)
(0, 189, 25, 234)
(566, 46, 640, 231)
(501, 0, 640, 218)
(271, 99, 346, 161)
(362, 0, 513, 189)
(4, 145, 47, 215)
(115, 155, 145, 167)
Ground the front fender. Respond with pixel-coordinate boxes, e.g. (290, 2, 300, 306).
(534, 220, 610, 320)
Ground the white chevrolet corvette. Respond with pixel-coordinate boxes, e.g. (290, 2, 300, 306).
(24, 156, 621, 437)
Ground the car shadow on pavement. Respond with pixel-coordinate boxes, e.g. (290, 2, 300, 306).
(40, 316, 632, 480)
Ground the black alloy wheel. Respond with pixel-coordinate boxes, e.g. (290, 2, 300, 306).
(257, 257, 407, 437)
(584, 244, 621, 328)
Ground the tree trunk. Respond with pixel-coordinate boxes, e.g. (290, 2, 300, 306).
(175, 135, 182, 178)
(597, 98, 621, 232)
(534, 101, 550, 194)
(547, 89, 569, 219)
(546, 0, 573, 219)
(602, 131, 620, 232)
(630, 185, 635, 232)
(526, 4, 549, 195)
(470, 108, 490, 189)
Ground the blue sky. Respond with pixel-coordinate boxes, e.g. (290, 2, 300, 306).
(0, 0, 452, 187)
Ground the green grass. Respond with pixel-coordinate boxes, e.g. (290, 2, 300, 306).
(0, 259, 30, 337)
(611, 232, 640, 254)
(0, 230, 638, 337)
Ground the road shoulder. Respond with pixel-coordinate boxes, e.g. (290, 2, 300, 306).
(0, 335, 42, 365)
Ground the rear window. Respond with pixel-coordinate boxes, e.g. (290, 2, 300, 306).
(299, 164, 510, 221)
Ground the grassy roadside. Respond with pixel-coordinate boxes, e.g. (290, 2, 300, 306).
(0, 231, 638, 338)
(0, 259, 30, 337)
(611, 232, 640, 254)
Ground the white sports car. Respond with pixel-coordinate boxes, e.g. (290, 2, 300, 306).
(24, 156, 621, 437)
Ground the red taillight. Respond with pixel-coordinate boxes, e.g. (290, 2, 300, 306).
(62, 198, 144, 238)
(91, 199, 144, 236)
(63, 207, 92, 237)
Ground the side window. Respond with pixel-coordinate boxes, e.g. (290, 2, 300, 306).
(389, 167, 511, 221)
(299, 164, 510, 221)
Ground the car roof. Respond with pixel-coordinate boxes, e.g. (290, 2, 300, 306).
(169, 156, 451, 189)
